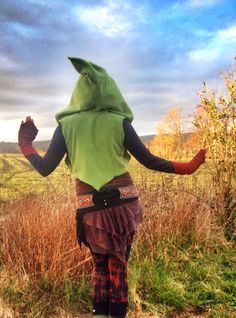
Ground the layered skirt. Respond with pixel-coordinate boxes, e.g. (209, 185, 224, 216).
(75, 172, 143, 261)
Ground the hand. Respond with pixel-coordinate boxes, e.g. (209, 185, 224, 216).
(173, 148, 207, 175)
(21, 116, 34, 124)
(18, 116, 38, 144)
(18, 116, 38, 157)
(191, 148, 207, 165)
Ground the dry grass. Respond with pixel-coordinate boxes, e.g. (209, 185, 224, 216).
(1, 191, 93, 281)
(0, 164, 234, 317)
(133, 168, 227, 254)
(142, 192, 221, 247)
(0, 297, 15, 318)
(0, 170, 227, 282)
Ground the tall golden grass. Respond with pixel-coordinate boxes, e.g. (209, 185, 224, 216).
(0, 167, 228, 282)
(1, 190, 92, 281)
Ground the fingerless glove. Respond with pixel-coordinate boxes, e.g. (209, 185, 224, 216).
(18, 121, 38, 157)
(172, 149, 206, 175)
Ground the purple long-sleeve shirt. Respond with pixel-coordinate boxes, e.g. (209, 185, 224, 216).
(27, 119, 174, 176)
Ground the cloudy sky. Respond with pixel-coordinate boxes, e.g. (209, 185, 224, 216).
(1, 0, 236, 141)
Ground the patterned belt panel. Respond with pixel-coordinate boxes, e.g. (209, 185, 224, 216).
(76, 185, 138, 209)
(77, 194, 94, 209)
(119, 185, 138, 199)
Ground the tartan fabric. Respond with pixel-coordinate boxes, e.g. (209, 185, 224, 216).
(91, 234, 133, 318)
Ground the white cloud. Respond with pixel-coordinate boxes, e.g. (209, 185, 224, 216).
(185, 0, 221, 8)
(187, 24, 236, 63)
(0, 119, 56, 142)
(75, 1, 133, 37)
(217, 25, 236, 40)
(172, 0, 221, 11)
(188, 48, 221, 62)
(0, 54, 22, 71)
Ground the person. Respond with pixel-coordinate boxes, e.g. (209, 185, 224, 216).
(18, 57, 206, 318)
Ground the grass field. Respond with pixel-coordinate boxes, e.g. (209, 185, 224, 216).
(0, 153, 235, 318)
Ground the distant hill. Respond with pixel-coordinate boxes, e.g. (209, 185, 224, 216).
(0, 142, 20, 154)
(0, 141, 51, 153)
(0, 135, 155, 153)
(140, 134, 155, 143)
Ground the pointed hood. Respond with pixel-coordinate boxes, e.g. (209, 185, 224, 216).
(55, 57, 133, 122)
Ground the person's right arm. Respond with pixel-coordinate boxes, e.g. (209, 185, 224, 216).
(26, 125, 67, 176)
(123, 119, 206, 175)
(18, 119, 67, 176)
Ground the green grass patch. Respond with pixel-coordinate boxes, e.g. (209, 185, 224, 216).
(128, 243, 236, 317)
(1, 274, 92, 318)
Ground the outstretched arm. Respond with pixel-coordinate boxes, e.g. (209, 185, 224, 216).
(123, 118, 175, 173)
(18, 117, 67, 176)
(123, 119, 206, 174)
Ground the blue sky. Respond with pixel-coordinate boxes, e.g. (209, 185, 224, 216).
(0, 0, 236, 141)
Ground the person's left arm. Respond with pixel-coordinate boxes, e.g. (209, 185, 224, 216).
(123, 118, 206, 174)
(18, 117, 67, 176)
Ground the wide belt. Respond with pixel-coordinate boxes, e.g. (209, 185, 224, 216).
(76, 184, 138, 211)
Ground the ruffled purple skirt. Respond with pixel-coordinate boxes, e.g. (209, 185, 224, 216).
(75, 173, 143, 261)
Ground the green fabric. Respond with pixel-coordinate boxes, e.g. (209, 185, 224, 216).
(56, 57, 133, 121)
(55, 57, 133, 190)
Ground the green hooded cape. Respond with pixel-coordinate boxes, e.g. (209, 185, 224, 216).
(55, 57, 134, 191)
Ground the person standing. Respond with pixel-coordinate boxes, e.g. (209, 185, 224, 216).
(18, 57, 206, 318)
